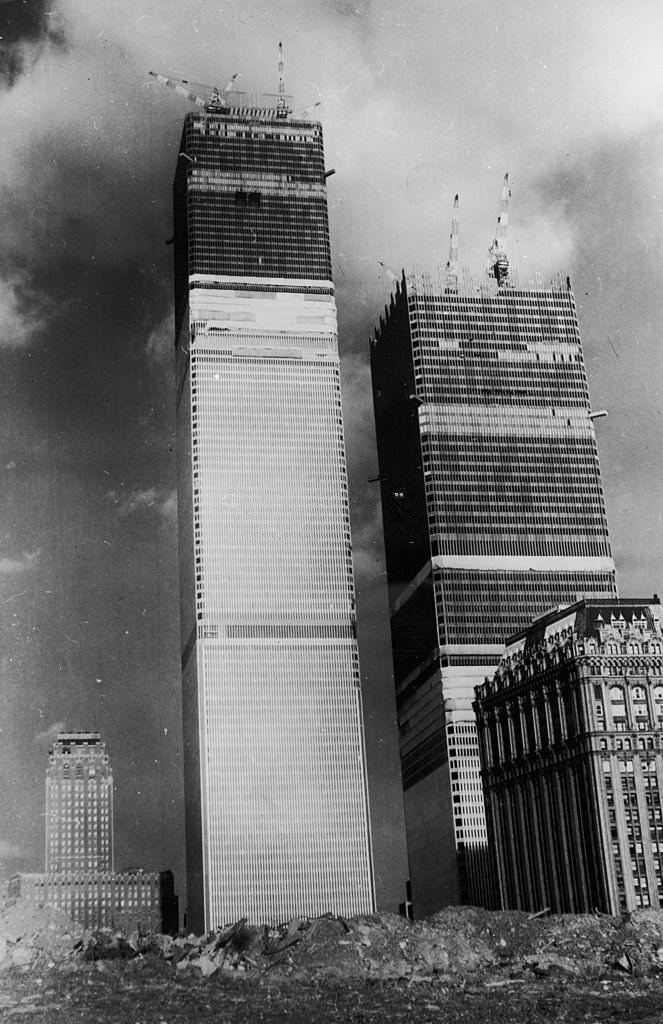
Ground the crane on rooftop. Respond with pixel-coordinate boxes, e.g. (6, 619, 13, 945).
(488, 172, 511, 287)
(149, 46, 319, 121)
(148, 70, 239, 112)
(445, 193, 459, 292)
(276, 41, 288, 119)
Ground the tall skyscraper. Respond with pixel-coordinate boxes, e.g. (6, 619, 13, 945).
(370, 188, 617, 914)
(45, 732, 113, 873)
(171, 74, 374, 930)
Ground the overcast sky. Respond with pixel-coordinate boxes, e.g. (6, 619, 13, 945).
(2, 0, 663, 912)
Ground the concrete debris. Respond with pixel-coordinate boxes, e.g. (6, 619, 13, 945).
(82, 931, 140, 961)
(4, 895, 663, 986)
(0, 898, 83, 970)
(614, 952, 634, 973)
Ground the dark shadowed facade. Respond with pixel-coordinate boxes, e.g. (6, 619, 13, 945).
(475, 599, 663, 913)
(370, 262, 617, 915)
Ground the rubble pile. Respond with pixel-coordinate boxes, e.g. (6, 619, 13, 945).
(4, 897, 663, 984)
(0, 899, 83, 970)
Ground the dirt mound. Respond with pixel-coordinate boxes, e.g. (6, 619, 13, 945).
(4, 899, 663, 983)
(4, 903, 663, 1024)
(140, 907, 663, 982)
(418, 907, 622, 977)
(0, 898, 83, 969)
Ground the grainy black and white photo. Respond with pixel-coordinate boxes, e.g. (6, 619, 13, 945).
(2, 1, 663, 1020)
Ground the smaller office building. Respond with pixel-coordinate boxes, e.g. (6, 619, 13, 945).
(475, 599, 663, 914)
(45, 732, 113, 874)
(8, 870, 178, 934)
(11, 730, 179, 933)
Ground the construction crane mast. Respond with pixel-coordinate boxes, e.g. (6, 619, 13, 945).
(445, 193, 459, 291)
(488, 172, 511, 286)
(276, 41, 288, 119)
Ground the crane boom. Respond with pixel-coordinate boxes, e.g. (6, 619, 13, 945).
(445, 193, 459, 291)
(148, 70, 239, 112)
(149, 71, 208, 109)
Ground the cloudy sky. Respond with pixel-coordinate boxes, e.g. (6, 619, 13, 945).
(1, 0, 663, 911)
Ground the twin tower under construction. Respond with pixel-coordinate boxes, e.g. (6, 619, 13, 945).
(167, 66, 616, 925)
(170, 78, 375, 931)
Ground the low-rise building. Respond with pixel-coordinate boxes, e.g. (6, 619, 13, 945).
(474, 599, 663, 914)
(8, 869, 178, 934)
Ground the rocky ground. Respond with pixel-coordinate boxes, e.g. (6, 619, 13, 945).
(2, 899, 663, 1021)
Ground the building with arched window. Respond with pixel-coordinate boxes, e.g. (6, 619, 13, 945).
(475, 599, 663, 913)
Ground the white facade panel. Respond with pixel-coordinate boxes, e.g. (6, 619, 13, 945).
(189, 287, 338, 337)
(185, 332, 375, 926)
(199, 640, 373, 925)
(432, 554, 617, 573)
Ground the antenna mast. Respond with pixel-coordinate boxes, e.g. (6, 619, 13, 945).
(488, 172, 511, 287)
(445, 193, 459, 291)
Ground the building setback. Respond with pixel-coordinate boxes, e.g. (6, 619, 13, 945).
(45, 732, 113, 874)
(12, 732, 178, 933)
(173, 87, 375, 929)
(475, 600, 663, 913)
(370, 238, 617, 913)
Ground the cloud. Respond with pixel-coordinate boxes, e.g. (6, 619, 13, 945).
(0, 0, 660, 361)
(0, 275, 47, 348)
(0, 1, 65, 88)
(340, 351, 375, 467)
(351, 498, 385, 581)
(145, 313, 174, 370)
(107, 486, 176, 523)
(108, 486, 157, 516)
(0, 548, 40, 574)
(530, 125, 663, 598)
(160, 490, 177, 524)
(34, 720, 66, 746)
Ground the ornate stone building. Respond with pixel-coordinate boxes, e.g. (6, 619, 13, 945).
(474, 599, 663, 913)
(45, 732, 113, 873)
(10, 732, 178, 934)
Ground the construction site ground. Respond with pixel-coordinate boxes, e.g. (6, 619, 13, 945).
(3, 900, 663, 1022)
